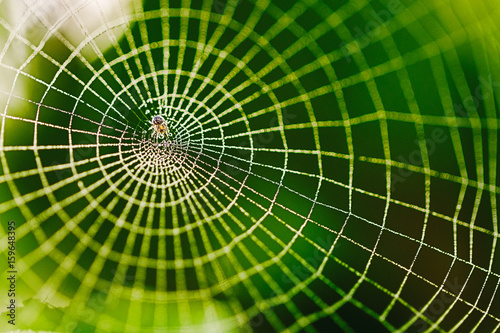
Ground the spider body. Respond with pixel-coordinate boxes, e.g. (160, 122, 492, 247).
(150, 115, 169, 140)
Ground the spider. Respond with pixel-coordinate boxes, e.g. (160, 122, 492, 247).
(150, 115, 169, 140)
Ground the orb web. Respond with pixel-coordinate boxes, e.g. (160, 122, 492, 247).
(0, 0, 499, 332)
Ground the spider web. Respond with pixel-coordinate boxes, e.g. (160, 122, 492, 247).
(0, 0, 499, 332)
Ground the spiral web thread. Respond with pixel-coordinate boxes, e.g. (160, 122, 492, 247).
(0, 0, 499, 332)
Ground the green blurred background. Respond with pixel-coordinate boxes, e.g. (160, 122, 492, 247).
(0, 0, 499, 332)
